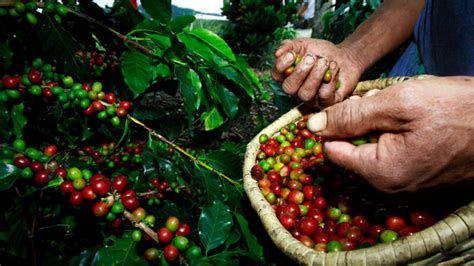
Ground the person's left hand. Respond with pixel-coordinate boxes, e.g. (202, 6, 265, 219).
(271, 38, 364, 108)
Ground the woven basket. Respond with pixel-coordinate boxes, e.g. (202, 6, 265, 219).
(243, 75, 474, 265)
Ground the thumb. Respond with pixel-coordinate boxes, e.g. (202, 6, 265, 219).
(307, 95, 403, 138)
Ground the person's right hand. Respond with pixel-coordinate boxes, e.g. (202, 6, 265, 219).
(271, 38, 364, 108)
(306, 76, 474, 193)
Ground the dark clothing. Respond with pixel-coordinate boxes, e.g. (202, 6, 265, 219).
(389, 0, 474, 77)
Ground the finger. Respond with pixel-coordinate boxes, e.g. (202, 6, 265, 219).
(281, 54, 316, 95)
(334, 70, 356, 103)
(349, 95, 361, 100)
(297, 57, 328, 102)
(275, 40, 296, 57)
(274, 51, 296, 74)
(317, 61, 339, 108)
(323, 140, 378, 178)
(271, 51, 296, 81)
(363, 89, 380, 97)
(324, 135, 409, 193)
(306, 94, 405, 137)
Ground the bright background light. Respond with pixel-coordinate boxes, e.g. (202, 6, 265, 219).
(94, 0, 224, 15)
(173, 0, 223, 15)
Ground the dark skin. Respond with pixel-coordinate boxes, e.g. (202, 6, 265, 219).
(272, 0, 474, 192)
(308, 77, 474, 193)
(272, 0, 425, 108)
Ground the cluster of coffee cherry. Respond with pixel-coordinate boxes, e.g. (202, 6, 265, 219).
(0, 59, 131, 127)
(76, 142, 144, 171)
(140, 216, 202, 262)
(74, 50, 119, 77)
(0, 0, 68, 25)
(251, 117, 437, 252)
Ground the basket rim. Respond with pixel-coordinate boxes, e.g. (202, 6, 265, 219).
(243, 104, 474, 265)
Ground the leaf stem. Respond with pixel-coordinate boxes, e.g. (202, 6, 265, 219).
(127, 115, 241, 186)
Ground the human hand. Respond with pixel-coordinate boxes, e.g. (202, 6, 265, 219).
(271, 38, 364, 108)
(306, 76, 474, 193)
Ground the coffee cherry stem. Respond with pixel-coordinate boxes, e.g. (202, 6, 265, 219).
(123, 210, 160, 243)
(0, 144, 25, 154)
(102, 194, 159, 243)
(127, 115, 241, 186)
(137, 190, 159, 197)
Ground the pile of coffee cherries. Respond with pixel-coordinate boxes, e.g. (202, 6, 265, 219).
(251, 117, 436, 252)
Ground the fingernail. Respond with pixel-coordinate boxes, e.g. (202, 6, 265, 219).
(307, 112, 327, 133)
(283, 52, 295, 64)
(329, 60, 338, 70)
(317, 57, 327, 68)
(304, 54, 315, 65)
(300, 54, 315, 71)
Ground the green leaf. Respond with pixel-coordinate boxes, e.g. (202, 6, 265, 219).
(268, 80, 299, 115)
(68, 247, 100, 266)
(121, 50, 153, 98)
(235, 57, 269, 101)
(132, 105, 164, 120)
(11, 103, 26, 139)
(187, 28, 236, 62)
(235, 213, 264, 261)
(155, 63, 172, 78)
(225, 227, 241, 249)
(169, 15, 196, 33)
(198, 200, 233, 253)
(0, 41, 13, 70)
(175, 66, 202, 124)
(0, 163, 21, 191)
(217, 66, 254, 98)
(216, 83, 239, 119)
(201, 107, 224, 131)
(206, 150, 242, 180)
(147, 33, 171, 50)
(191, 252, 239, 266)
(0, 103, 10, 141)
(367, 0, 381, 9)
(38, 16, 84, 77)
(201, 170, 226, 204)
(91, 233, 147, 266)
(177, 33, 227, 66)
(141, 0, 171, 24)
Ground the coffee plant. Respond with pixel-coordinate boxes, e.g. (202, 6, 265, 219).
(0, 0, 283, 264)
(222, 0, 297, 66)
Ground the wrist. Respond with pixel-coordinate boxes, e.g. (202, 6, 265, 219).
(337, 42, 366, 79)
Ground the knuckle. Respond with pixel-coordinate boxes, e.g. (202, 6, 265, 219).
(271, 71, 282, 81)
(318, 87, 333, 100)
(374, 163, 411, 194)
(332, 101, 360, 134)
(282, 81, 297, 95)
(298, 88, 315, 102)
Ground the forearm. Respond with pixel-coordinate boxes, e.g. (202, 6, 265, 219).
(297, 4, 308, 17)
(339, 0, 425, 75)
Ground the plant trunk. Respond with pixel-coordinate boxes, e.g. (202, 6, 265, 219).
(311, 0, 330, 38)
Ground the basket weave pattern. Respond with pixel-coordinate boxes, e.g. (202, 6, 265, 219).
(243, 76, 474, 265)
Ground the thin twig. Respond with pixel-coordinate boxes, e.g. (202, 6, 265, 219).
(127, 115, 241, 186)
(105, 195, 159, 243)
(34, 2, 154, 55)
(123, 210, 159, 243)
